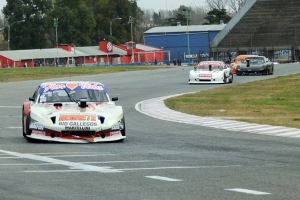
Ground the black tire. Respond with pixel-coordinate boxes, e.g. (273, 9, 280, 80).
(114, 117, 126, 143)
(270, 66, 274, 75)
(229, 73, 233, 83)
(22, 108, 26, 138)
(223, 73, 228, 83)
(263, 67, 269, 75)
(25, 112, 35, 142)
(121, 117, 126, 137)
(236, 72, 241, 76)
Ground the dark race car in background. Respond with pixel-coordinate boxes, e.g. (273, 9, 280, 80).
(236, 56, 274, 76)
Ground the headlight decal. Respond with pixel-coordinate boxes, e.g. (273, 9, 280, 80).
(51, 116, 56, 124)
(29, 122, 45, 130)
(98, 115, 105, 124)
(111, 121, 124, 130)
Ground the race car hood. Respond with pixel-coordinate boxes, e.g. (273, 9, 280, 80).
(29, 102, 123, 130)
(190, 69, 223, 76)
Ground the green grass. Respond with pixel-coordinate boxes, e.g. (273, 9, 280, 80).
(0, 65, 167, 82)
(165, 74, 300, 129)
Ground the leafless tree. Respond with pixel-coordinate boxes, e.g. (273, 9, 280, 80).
(205, 0, 229, 10)
(228, 0, 248, 13)
(0, 13, 7, 50)
(191, 6, 209, 25)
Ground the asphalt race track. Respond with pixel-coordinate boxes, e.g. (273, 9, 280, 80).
(1, 63, 300, 200)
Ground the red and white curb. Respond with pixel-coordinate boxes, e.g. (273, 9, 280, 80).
(135, 95, 300, 138)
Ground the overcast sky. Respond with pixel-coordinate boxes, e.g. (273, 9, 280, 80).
(0, 0, 5, 10)
(0, 0, 208, 13)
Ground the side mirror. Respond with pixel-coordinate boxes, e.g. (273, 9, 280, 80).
(112, 97, 118, 101)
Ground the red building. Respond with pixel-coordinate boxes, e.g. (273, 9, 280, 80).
(0, 41, 165, 68)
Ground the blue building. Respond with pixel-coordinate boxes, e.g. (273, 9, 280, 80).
(143, 24, 226, 63)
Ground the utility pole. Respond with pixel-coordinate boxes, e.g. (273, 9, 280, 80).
(183, 7, 191, 65)
(128, 16, 134, 64)
(54, 18, 58, 66)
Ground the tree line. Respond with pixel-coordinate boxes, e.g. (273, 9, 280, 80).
(0, 0, 247, 50)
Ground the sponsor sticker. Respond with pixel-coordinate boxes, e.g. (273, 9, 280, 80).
(198, 62, 223, 66)
(59, 122, 97, 126)
(29, 122, 44, 130)
(32, 130, 45, 135)
(110, 131, 121, 136)
(65, 126, 91, 130)
(59, 114, 96, 121)
(199, 74, 212, 77)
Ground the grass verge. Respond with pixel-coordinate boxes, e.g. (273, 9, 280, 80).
(165, 73, 300, 129)
(0, 66, 168, 82)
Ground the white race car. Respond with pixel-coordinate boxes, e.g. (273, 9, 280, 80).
(189, 61, 233, 84)
(22, 81, 125, 143)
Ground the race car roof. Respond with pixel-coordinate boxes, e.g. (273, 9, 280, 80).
(211, 0, 300, 51)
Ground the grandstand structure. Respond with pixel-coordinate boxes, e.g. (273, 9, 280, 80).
(211, 0, 300, 61)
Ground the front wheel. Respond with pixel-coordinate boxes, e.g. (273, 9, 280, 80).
(120, 117, 126, 137)
(263, 68, 269, 75)
(22, 109, 26, 138)
(25, 112, 36, 142)
(270, 66, 274, 75)
(229, 73, 233, 83)
(223, 73, 228, 83)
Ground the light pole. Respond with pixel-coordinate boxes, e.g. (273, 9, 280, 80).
(8, 19, 25, 50)
(128, 16, 134, 64)
(183, 7, 191, 65)
(54, 18, 58, 66)
(110, 17, 122, 36)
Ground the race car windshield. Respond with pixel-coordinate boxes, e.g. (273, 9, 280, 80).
(38, 89, 109, 103)
(197, 65, 223, 71)
(244, 57, 264, 64)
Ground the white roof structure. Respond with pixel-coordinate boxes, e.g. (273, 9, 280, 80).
(0, 48, 77, 61)
(0, 44, 139, 61)
(72, 46, 128, 56)
(144, 24, 226, 34)
(136, 44, 163, 51)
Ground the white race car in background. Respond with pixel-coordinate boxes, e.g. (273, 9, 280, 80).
(189, 61, 233, 84)
(22, 81, 126, 143)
